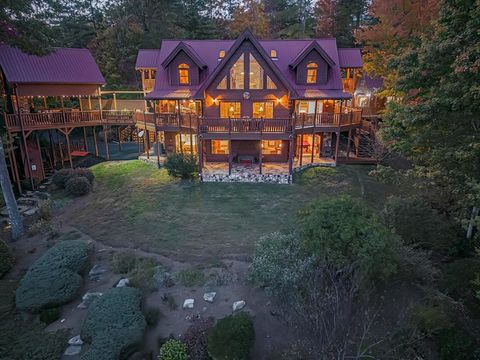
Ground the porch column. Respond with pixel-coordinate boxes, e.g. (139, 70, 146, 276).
(93, 126, 99, 157)
(334, 131, 340, 163)
(319, 133, 324, 157)
(299, 113, 305, 167)
(259, 141, 262, 175)
(197, 136, 203, 180)
(146, 130, 150, 159)
(103, 126, 110, 160)
(228, 139, 232, 175)
(189, 114, 194, 156)
(154, 130, 161, 168)
(311, 100, 318, 164)
(117, 126, 122, 151)
(83, 127, 89, 152)
(14, 86, 34, 189)
(288, 135, 294, 181)
(65, 129, 73, 169)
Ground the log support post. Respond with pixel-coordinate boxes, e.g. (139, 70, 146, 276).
(103, 126, 110, 160)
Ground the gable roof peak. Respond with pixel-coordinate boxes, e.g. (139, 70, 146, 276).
(289, 40, 336, 69)
(161, 41, 207, 70)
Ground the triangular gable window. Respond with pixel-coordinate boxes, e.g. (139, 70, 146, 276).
(217, 76, 227, 89)
(249, 54, 264, 89)
(230, 54, 245, 89)
(266, 75, 277, 89)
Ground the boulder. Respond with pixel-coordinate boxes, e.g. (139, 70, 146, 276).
(64, 345, 82, 356)
(78, 291, 103, 309)
(232, 300, 246, 311)
(203, 292, 216, 303)
(68, 335, 84, 346)
(183, 299, 194, 309)
(115, 278, 129, 288)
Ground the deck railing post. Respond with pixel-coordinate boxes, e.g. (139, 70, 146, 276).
(228, 117, 232, 135)
(189, 114, 194, 156)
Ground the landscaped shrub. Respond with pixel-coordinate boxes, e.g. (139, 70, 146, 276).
(111, 252, 138, 274)
(381, 196, 462, 255)
(207, 312, 254, 360)
(39, 307, 61, 325)
(438, 326, 476, 360)
(145, 307, 162, 326)
(69, 167, 95, 184)
(52, 168, 75, 188)
(183, 317, 214, 360)
(27, 218, 58, 237)
(440, 258, 480, 314)
(65, 176, 92, 196)
(164, 153, 198, 179)
(158, 339, 189, 360)
(80, 287, 146, 360)
(0, 239, 14, 278)
(297, 196, 402, 281)
(176, 268, 206, 287)
(16, 240, 90, 311)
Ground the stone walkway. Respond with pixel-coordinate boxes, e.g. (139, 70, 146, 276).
(202, 163, 291, 184)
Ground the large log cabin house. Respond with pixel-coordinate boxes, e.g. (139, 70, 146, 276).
(1, 30, 380, 187)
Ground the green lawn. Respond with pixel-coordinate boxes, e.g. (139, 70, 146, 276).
(65, 160, 392, 260)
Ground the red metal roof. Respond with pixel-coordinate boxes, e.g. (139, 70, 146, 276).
(337, 48, 363, 68)
(135, 49, 162, 69)
(0, 44, 105, 85)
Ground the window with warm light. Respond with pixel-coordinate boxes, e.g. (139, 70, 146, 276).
(220, 102, 241, 118)
(266, 75, 277, 89)
(178, 63, 190, 84)
(218, 50, 225, 59)
(253, 102, 273, 118)
(217, 76, 227, 89)
(230, 54, 244, 89)
(270, 49, 277, 59)
(306, 62, 318, 84)
(212, 140, 229, 154)
(249, 54, 264, 89)
(262, 140, 282, 155)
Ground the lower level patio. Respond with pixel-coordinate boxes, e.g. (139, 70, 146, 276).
(202, 162, 291, 184)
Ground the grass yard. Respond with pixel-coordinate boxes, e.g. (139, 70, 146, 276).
(60, 160, 392, 260)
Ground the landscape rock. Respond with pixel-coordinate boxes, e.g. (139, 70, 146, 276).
(88, 264, 106, 280)
(64, 345, 82, 356)
(115, 278, 129, 288)
(232, 300, 246, 311)
(183, 298, 195, 309)
(203, 292, 216, 303)
(78, 291, 103, 309)
(68, 335, 84, 346)
(23, 207, 39, 216)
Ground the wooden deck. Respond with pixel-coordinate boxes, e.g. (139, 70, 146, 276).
(4, 110, 135, 132)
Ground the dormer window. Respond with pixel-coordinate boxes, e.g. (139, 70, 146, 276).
(218, 50, 225, 61)
(306, 62, 318, 84)
(270, 49, 278, 60)
(178, 63, 190, 84)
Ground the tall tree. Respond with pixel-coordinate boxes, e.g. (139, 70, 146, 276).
(380, 0, 480, 219)
(0, 0, 64, 54)
(265, 0, 315, 38)
(314, 0, 369, 46)
(228, 0, 271, 38)
(355, 0, 439, 94)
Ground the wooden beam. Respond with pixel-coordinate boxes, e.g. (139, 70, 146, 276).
(36, 133, 46, 179)
(288, 135, 294, 179)
(198, 136, 203, 179)
(83, 127, 89, 152)
(154, 130, 160, 168)
(117, 126, 122, 151)
(334, 131, 340, 163)
(189, 114, 194, 156)
(93, 126, 99, 157)
(346, 129, 352, 159)
(14, 87, 34, 189)
(146, 130, 150, 159)
(259, 140, 262, 175)
(65, 129, 73, 169)
(7, 133, 22, 193)
(299, 113, 305, 167)
(311, 99, 318, 164)
(103, 126, 110, 160)
(228, 139, 232, 175)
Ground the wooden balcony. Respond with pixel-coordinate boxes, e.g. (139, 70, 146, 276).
(199, 118, 292, 140)
(295, 109, 363, 132)
(4, 110, 135, 132)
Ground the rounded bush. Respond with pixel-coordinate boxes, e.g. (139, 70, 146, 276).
(164, 153, 198, 180)
(65, 176, 92, 196)
(15, 240, 89, 312)
(0, 239, 14, 278)
(52, 168, 75, 188)
(39, 307, 61, 325)
(69, 168, 95, 185)
(158, 339, 189, 360)
(80, 287, 146, 360)
(207, 312, 254, 360)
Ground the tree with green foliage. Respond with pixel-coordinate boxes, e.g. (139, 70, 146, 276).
(228, 0, 271, 38)
(380, 0, 480, 225)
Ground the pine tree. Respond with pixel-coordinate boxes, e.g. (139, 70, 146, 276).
(228, 0, 271, 38)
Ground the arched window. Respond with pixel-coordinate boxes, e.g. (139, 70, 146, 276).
(306, 62, 318, 84)
(178, 63, 190, 84)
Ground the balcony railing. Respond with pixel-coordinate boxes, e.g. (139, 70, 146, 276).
(4, 110, 135, 131)
(199, 118, 292, 134)
(295, 109, 362, 129)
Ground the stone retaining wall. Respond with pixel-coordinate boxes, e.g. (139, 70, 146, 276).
(202, 172, 291, 184)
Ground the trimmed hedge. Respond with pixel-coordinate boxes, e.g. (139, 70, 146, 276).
(158, 339, 189, 360)
(0, 239, 14, 278)
(53, 167, 95, 189)
(207, 312, 254, 360)
(16, 240, 90, 311)
(80, 287, 146, 360)
(65, 176, 92, 196)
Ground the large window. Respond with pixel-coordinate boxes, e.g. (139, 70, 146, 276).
(307, 62, 318, 84)
(178, 63, 190, 84)
(176, 134, 197, 153)
(266, 75, 277, 89)
(220, 102, 241, 118)
(230, 54, 244, 89)
(295, 100, 324, 114)
(212, 140, 229, 154)
(253, 102, 273, 118)
(217, 76, 227, 89)
(249, 54, 264, 89)
(262, 140, 282, 155)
